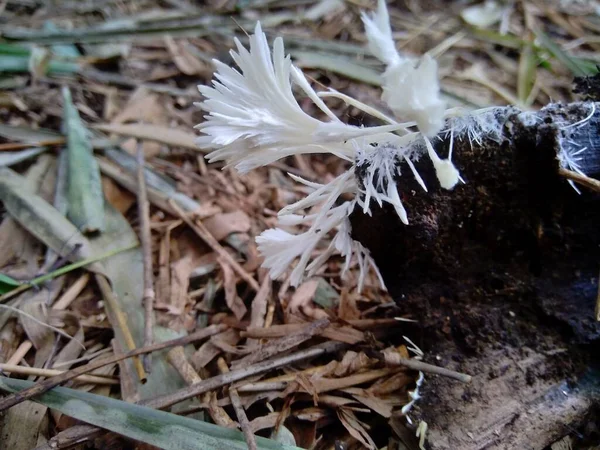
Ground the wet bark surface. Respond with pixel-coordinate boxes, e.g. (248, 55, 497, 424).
(350, 102, 600, 449)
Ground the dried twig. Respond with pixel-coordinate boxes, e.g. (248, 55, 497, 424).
(167, 346, 235, 427)
(32, 425, 105, 450)
(0, 324, 227, 412)
(143, 341, 347, 410)
(382, 350, 472, 383)
(136, 141, 155, 373)
(218, 357, 257, 450)
(0, 363, 119, 385)
(559, 168, 600, 193)
(232, 318, 330, 369)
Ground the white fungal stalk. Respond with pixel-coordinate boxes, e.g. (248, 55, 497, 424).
(197, 1, 463, 290)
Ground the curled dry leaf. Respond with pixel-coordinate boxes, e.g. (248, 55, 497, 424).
(218, 257, 247, 321)
(287, 279, 320, 315)
(337, 407, 376, 450)
(202, 211, 251, 242)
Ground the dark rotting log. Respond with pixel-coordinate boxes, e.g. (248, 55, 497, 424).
(350, 102, 600, 449)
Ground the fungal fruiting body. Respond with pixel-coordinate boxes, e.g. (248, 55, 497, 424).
(196, 0, 461, 291)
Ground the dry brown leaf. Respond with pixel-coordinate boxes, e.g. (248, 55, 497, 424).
(368, 371, 414, 396)
(102, 177, 135, 214)
(337, 407, 376, 450)
(0, 401, 49, 449)
(164, 37, 207, 76)
(167, 254, 194, 316)
(208, 391, 237, 428)
(218, 257, 247, 320)
(310, 368, 399, 394)
(202, 211, 251, 242)
(333, 351, 376, 377)
(350, 393, 393, 418)
(338, 288, 360, 321)
(111, 87, 166, 125)
(20, 279, 65, 351)
(294, 407, 330, 422)
(249, 412, 279, 433)
(120, 137, 163, 159)
(288, 279, 320, 314)
(93, 123, 198, 150)
(246, 274, 271, 349)
(191, 328, 240, 369)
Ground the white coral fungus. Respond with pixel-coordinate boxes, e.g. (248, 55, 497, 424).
(196, 1, 463, 290)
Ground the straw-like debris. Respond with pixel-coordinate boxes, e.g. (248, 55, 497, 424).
(0, 1, 598, 449)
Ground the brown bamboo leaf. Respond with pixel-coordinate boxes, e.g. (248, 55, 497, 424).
(191, 328, 240, 369)
(164, 36, 207, 76)
(337, 407, 376, 450)
(202, 211, 251, 242)
(0, 401, 49, 449)
(350, 393, 393, 418)
(287, 279, 319, 314)
(166, 255, 194, 316)
(218, 257, 247, 321)
(111, 87, 167, 125)
(93, 123, 198, 150)
(101, 177, 135, 214)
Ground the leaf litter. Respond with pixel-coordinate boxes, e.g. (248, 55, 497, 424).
(0, 0, 595, 449)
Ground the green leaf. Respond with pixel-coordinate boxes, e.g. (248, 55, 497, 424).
(0, 274, 21, 294)
(0, 377, 302, 450)
(62, 86, 105, 234)
(0, 54, 79, 74)
(535, 29, 596, 77)
(291, 51, 382, 86)
(313, 278, 339, 309)
(518, 39, 537, 106)
(0, 167, 101, 271)
(0, 147, 48, 167)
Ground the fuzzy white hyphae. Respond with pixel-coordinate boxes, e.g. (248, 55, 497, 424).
(196, 0, 463, 292)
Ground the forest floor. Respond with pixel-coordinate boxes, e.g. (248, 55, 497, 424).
(0, 1, 598, 449)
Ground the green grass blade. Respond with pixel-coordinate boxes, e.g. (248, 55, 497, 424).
(0, 54, 79, 74)
(0, 377, 302, 450)
(62, 86, 105, 234)
(0, 274, 21, 294)
(535, 29, 595, 77)
(0, 148, 48, 167)
(518, 39, 537, 106)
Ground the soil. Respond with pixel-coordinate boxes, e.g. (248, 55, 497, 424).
(349, 103, 600, 449)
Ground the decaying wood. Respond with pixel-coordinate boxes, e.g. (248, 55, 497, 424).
(351, 101, 600, 449)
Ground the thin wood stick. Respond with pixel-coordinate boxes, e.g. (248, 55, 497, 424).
(167, 346, 234, 427)
(95, 274, 146, 384)
(382, 351, 472, 383)
(218, 357, 257, 450)
(167, 199, 260, 292)
(6, 341, 33, 365)
(0, 139, 65, 151)
(142, 341, 347, 410)
(53, 273, 89, 310)
(136, 142, 155, 373)
(0, 324, 227, 412)
(558, 168, 600, 193)
(0, 363, 119, 385)
(32, 425, 105, 450)
(231, 318, 329, 369)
